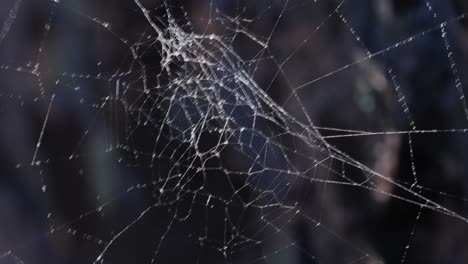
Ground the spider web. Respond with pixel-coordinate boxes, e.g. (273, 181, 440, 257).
(1, 0, 468, 263)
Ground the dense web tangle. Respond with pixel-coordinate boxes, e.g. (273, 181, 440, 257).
(1, 0, 468, 263)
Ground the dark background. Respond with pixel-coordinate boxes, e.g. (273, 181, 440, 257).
(1, 0, 468, 263)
